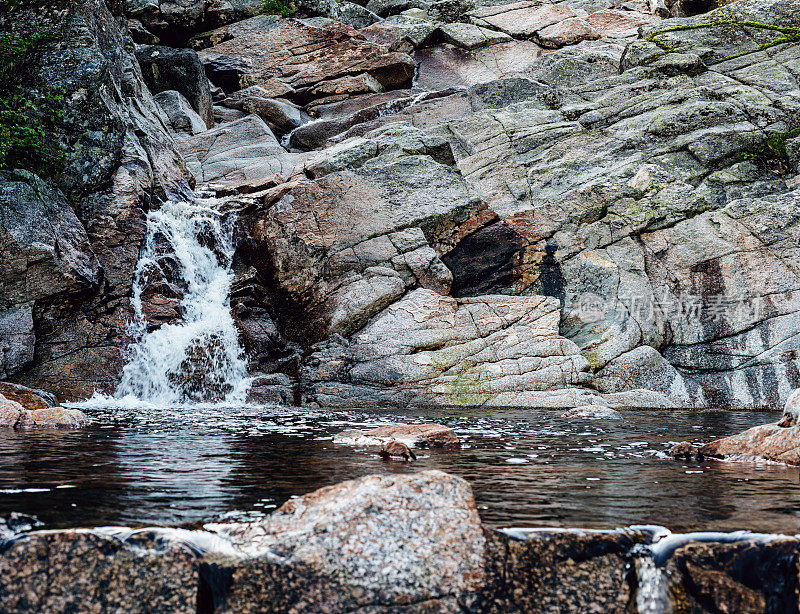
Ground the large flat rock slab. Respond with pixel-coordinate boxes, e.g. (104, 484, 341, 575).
(304, 288, 599, 407)
(469, 1, 583, 39)
(178, 114, 299, 185)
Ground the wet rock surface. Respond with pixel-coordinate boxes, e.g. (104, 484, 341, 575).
(0, 0, 188, 401)
(1, 471, 798, 613)
(333, 423, 461, 447)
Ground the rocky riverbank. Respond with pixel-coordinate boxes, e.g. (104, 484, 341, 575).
(0, 470, 797, 613)
(3, 0, 800, 408)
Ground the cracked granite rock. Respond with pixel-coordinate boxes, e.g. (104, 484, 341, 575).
(303, 289, 601, 407)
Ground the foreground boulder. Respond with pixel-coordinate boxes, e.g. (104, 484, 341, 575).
(2, 471, 799, 612)
(0, 388, 88, 428)
(333, 423, 461, 448)
(208, 471, 487, 610)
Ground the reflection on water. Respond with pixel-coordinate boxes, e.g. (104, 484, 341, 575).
(0, 406, 798, 533)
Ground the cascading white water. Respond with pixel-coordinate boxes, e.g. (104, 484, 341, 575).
(110, 196, 249, 407)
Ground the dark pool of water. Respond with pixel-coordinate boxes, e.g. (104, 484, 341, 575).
(0, 406, 797, 533)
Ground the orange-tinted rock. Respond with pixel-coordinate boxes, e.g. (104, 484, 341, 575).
(0, 395, 23, 427)
(0, 382, 55, 410)
(700, 424, 800, 465)
(17, 407, 89, 428)
(193, 17, 415, 109)
(333, 423, 461, 448)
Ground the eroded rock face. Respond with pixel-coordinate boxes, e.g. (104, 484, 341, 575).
(304, 289, 600, 407)
(235, 124, 482, 343)
(136, 45, 214, 128)
(423, 0, 800, 408)
(192, 16, 415, 112)
(0, 0, 188, 401)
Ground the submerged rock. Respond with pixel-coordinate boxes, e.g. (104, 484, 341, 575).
(699, 424, 800, 466)
(561, 405, 622, 420)
(333, 423, 461, 448)
(671, 441, 704, 461)
(380, 440, 418, 460)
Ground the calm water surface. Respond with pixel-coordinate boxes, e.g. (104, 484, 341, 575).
(1, 406, 797, 533)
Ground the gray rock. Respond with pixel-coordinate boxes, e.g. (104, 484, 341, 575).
(304, 289, 600, 407)
(365, 0, 431, 17)
(360, 14, 438, 51)
(136, 45, 214, 128)
(0, 306, 35, 380)
(208, 471, 488, 609)
(0, 471, 795, 612)
(595, 346, 707, 408)
(221, 87, 304, 133)
(561, 405, 622, 419)
(235, 133, 481, 342)
(154, 90, 208, 134)
(437, 22, 513, 50)
(246, 373, 294, 405)
(178, 114, 299, 185)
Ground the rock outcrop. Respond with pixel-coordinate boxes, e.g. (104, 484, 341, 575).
(304, 289, 602, 407)
(0, 386, 88, 429)
(4, 0, 800, 410)
(1, 471, 798, 612)
(0, 0, 188, 401)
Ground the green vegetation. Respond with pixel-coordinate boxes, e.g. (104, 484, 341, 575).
(736, 128, 800, 163)
(0, 30, 64, 177)
(644, 12, 800, 65)
(261, 0, 294, 16)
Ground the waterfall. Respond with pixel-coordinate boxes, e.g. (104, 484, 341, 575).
(635, 555, 672, 614)
(111, 196, 249, 407)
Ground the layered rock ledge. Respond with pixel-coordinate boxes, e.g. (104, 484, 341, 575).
(1, 470, 798, 613)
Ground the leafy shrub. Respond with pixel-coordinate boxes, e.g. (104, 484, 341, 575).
(261, 0, 294, 16)
(0, 30, 64, 177)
